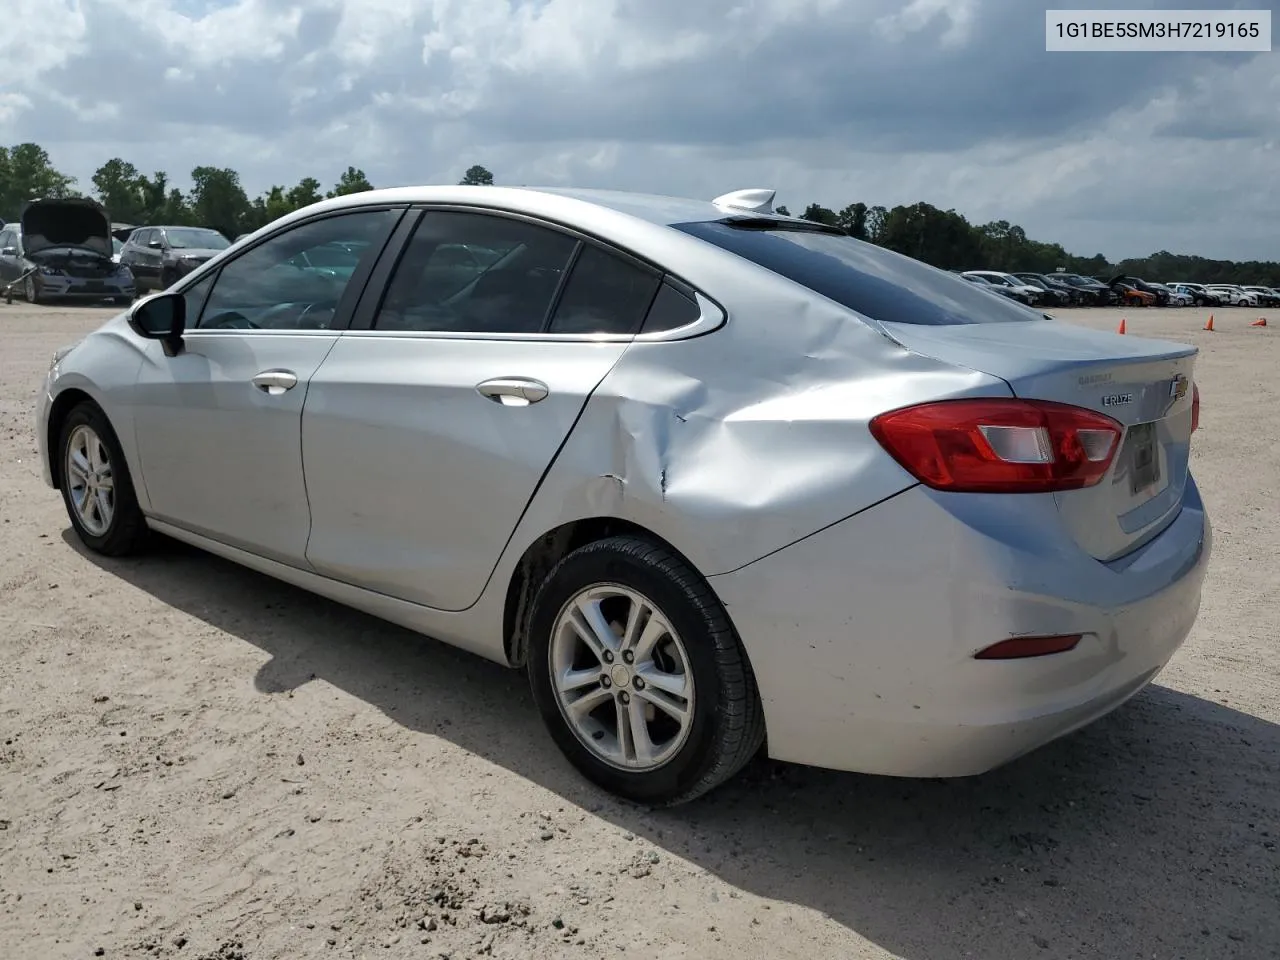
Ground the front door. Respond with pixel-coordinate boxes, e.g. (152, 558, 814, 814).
(302, 208, 665, 610)
(129, 207, 403, 565)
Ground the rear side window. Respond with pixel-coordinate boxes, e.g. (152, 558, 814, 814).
(374, 211, 577, 334)
(641, 280, 703, 334)
(546, 244, 661, 335)
(671, 220, 1038, 325)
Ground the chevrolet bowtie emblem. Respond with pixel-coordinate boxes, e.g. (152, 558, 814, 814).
(1169, 375, 1189, 400)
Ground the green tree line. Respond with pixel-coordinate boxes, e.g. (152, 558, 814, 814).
(2, 141, 1275, 284)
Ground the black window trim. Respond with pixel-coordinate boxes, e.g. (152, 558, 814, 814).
(169, 204, 410, 336)
(343, 202, 725, 342)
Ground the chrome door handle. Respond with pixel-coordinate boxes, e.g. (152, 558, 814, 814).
(476, 377, 549, 406)
(252, 369, 298, 395)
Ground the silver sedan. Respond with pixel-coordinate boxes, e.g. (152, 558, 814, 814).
(36, 185, 1211, 805)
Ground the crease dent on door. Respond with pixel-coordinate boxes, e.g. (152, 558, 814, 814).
(301, 336, 631, 611)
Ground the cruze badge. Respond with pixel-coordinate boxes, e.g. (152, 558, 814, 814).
(1102, 393, 1133, 407)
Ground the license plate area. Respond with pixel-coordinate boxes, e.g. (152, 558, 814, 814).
(1127, 422, 1161, 494)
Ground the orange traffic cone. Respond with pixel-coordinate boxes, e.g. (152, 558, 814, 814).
(1117, 317, 1126, 334)
(1204, 315, 1215, 331)
(1251, 317, 1268, 327)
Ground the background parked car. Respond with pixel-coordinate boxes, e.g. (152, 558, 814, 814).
(1012, 272, 1075, 306)
(1108, 275, 1168, 306)
(1169, 283, 1221, 306)
(962, 270, 1041, 304)
(959, 272, 1034, 305)
(1111, 281, 1156, 307)
(1206, 284, 1256, 306)
(1150, 282, 1190, 306)
(118, 225, 233, 295)
(1242, 285, 1280, 307)
(1054, 272, 1114, 305)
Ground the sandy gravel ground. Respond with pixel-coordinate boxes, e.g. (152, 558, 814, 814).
(0, 301, 1277, 960)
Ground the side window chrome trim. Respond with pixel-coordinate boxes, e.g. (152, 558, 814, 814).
(181, 328, 343, 339)
(353, 202, 727, 343)
(335, 291, 725, 344)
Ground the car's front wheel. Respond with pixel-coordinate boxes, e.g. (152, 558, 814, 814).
(24, 274, 42, 304)
(527, 535, 765, 806)
(57, 402, 149, 556)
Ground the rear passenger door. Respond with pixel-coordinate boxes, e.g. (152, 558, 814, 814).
(301, 208, 665, 611)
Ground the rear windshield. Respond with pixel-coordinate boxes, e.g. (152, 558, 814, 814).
(671, 219, 1038, 325)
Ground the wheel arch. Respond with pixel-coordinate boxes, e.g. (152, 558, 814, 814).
(45, 388, 101, 490)
(502, 517, 705, 668)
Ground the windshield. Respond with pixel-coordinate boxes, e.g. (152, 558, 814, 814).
(167, 228, 230, 250)
(671, 220, 1037, 325)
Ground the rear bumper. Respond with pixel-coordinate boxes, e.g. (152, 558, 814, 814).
(708, 477, 1211, 778)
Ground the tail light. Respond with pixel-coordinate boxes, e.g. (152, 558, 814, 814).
(1191, 383, 1200, 433)
(868, 398, 1123, 494)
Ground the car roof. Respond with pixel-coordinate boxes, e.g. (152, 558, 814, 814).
(279, 184, 779, 231)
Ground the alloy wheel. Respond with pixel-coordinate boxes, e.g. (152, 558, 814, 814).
(65, 424, 115, 536)
(548, 584, 695, 772)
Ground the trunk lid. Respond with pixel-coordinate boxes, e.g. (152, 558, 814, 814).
(21, 197, 113, 260)
(879, 317, 1197, 562)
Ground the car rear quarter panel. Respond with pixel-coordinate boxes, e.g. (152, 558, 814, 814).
(497, 261, 1011, 581)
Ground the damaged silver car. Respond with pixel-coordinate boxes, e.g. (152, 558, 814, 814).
(36, 185, 1210, 805)
(0, 198, 135, 305)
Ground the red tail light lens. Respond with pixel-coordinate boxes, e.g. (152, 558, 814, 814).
(1191, 384, 1200, 433)
(974, 635, 1082, 659)
(868, 398, 1123, 493)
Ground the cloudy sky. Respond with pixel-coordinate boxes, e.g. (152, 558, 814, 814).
(3, 0, 1279, 261)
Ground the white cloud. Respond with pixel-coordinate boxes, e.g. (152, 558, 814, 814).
(4, 0, 1279, 260)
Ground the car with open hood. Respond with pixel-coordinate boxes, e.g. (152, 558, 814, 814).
(0, 198, 136, 305)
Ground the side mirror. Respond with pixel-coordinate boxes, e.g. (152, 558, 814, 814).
(147, 240, 163, 249)
(0, 246, 16, 257)
(128, 293, 186, 356)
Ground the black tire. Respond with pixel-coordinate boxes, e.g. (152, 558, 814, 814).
(527, 535, 765, 806)
(57, 401, 149, 556)
(24, 274, 42, 304)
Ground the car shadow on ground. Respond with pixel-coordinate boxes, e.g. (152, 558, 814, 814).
(68, 531, 1280, 960)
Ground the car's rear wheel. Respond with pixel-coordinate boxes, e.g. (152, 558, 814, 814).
(527, 535, 765, 806)
(57, 402, 149, 556)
